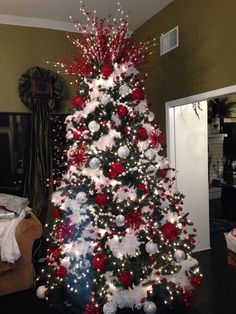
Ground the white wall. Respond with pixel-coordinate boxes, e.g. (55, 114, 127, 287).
(172, 101, 210, 251)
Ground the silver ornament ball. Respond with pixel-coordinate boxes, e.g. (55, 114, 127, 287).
(174, 249, 186, 262)
(36, 285, 47, 299)
(88, 120, 100, 132)
(118, 146, 130, 158)
(145, 241, 158, 255)
(145, 149, 155, 160)
(89, 157, 101, 169)
(101, 94, 111, 105)
(143, 301, 157, 314)
(119, 84, 130, 96)
(103, 301, 117, 314)
(146, 165, 157, 176)
(115, 214, 125, 227)
(76, 191, 87, 204)
(148, 111, 155, 122)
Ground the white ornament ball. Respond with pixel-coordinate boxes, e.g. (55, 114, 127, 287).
(115, 214, 125, 227)
(88, 120, 100, 132)
(148, 111, 155, 122)
(103, 301, 117, 314)
(118, 146, 130, 158)
(101, 94, 111, 105)
(89, 157, 101, 169)
(145, 149, 156, 160)
(145, 241, 158, 255)
(143, 301, 157, 314)
(119, 84, 130, 96)
(76, 191, 87, 204)
(36, 285, 47, 299)
(174, 249, 186, 262)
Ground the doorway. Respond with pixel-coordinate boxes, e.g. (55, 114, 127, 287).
(165, 84, 236, 252)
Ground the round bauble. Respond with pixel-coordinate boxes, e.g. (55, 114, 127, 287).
(101, 94, 111, 105)
(118, 146, 130, 158)
(115, 214, 125, 227)
(148, 111, 155, 122)
(146, 165, 156, 176)
(119, 84, 130, 96)
(88, 120, 100, 132)
(145, 149, 156, 160)
(36, 285, 47, 299)
(76, 191, 87, 204)
(103, 301, 117, 314)
(143, 301, 157, 314)
(145, 241, 158, 255)
(174, 249, 186, 262)
(89, 157, 101, 169)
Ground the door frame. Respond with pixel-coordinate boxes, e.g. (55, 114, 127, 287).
(165, 84, 236, 169)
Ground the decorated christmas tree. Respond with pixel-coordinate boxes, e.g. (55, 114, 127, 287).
(37, 3, 202, 314)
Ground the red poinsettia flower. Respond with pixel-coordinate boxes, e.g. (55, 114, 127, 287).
(162, 222, 179, 240)
(118, 271, 133, 287)
(108, 162, 126, 179)
(131, 88, 145, 101)
(92, 253, 108, 271)
(149, 130, 165, 147)
(125, 210, 143, 230)
(101, 64, 113, 77)
(137, 182, 149, 194)
(70, 149, 87, 167)
(96, 193, 109, 206)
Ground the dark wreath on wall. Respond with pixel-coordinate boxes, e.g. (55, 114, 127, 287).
(18, 66, 63, 224)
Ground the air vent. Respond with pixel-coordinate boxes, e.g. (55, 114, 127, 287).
(160, 26, 179, 56)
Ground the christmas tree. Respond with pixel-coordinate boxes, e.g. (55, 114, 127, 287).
(37, 3, 202, 314)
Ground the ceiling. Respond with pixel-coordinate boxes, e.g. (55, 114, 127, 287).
(0, 0, 174, 32)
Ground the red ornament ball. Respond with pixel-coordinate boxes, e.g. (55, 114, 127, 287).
(72, 96, 85, 107)
(162, 222, 179, 240)
(159, 169, 167, 178)
(101, 64, 113, 77)
(96, 193, 108, 206)
(92, 253, 108, 272)
(137, 182, 148, 193)
(117, 105, 128, 118)
(190, 275, 202, 287)
(131, 88, 145, 101)
(55, 265, 67, 278)
(108, 162, 126, 179)
(51, 207, 61, 219)
(52, 248, 61, 259)
(118, 271, 133, 287)
(136, 127, 148, 139)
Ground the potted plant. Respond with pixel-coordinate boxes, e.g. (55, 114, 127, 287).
(208, 97, 236, 133)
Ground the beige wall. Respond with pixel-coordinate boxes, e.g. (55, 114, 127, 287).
(0, 24, 77, 113)
(134, 0, 236, 132)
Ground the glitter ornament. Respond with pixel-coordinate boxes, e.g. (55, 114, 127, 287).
(143, 301, 157, 314)
(146, 165, 156, 175)
(103, 301, 117, 314)
(115, 214, 125, 227)
(148, 111, 155, 122)
(145, 241, 158, 255)
(89, 157, 101, 169)
(145, 149, 156, 160)
(36, 285, 47, 299)
(101, 94, 111, 105)
(119, 84, 130, 96)
(118, 145, 130, 158)
(174, 249, 186, 262)
(88, 121, 100, 132)
(76, 191, 87, 204)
